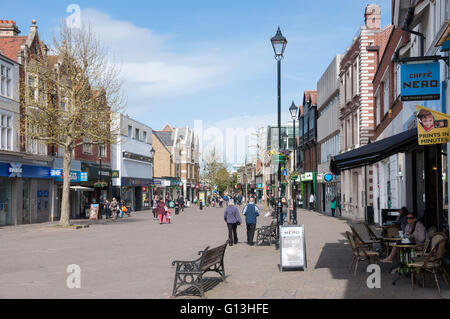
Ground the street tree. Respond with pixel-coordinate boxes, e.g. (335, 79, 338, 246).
(22, 23, 125, 226)
(215, 167, 230, 193)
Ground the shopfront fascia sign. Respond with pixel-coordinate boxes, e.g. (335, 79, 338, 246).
(8, 163, 23, 178)
(401, 62, 440, 101)
(51, 169, 88, 182)
(123, 151, 153, 163)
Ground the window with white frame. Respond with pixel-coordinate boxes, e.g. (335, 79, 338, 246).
(26, 123, 47, 155)
(383, 77, 390, 116)
(352, 60, 358, 97)
(0, 113, 13, 150)
(83, 137, 93, 154)
(1, 64, 12, 98)
(375, 93, 381, 126)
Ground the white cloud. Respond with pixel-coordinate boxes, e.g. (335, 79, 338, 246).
(80, 8, 234, 101)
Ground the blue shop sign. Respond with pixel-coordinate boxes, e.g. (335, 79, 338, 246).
(0, 162, 51, 179)
(52, 169, 88, 182)
(401, 62, 440, 101)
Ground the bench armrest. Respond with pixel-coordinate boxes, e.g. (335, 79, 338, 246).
(172, 259, 202, 272)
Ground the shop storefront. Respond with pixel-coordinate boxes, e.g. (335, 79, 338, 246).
(51, 168, 88, 219)
(0, 161, 53, 226)
(300, 172, 317, 211)
(116, 177, 153, 211)
(317, 173, 340, 214)
(81, 162, 112, 213)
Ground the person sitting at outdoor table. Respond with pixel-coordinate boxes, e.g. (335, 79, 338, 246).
(395, 207, 409, 231)
(381, 211, 426, 263)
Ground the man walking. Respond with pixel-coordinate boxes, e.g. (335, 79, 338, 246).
(242, 196, 260, 246)
(224, 199, 242, 246)
(309, 193, 315, 211)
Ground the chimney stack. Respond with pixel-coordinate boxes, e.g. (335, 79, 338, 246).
(0, 20, 21, 36)
(364, 4, 381, 30)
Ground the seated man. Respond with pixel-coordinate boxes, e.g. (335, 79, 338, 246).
(381, 211, 426, 263)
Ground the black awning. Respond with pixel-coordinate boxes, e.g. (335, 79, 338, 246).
(330, 128, 418, 175)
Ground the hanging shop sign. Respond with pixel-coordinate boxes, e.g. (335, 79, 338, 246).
(324, 174, 334, 183)
(111, 170, 120, 178)
(401, 62, 440, 101)
(279, 225, 307, 271)
(416, 105, 450, 145)
(301, 172, 314, 182)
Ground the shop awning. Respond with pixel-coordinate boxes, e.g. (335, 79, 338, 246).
(70, 186, 95, 192)
(330, 128, 418, 175)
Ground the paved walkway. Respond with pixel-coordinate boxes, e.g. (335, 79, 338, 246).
(0, 205, 448, 299)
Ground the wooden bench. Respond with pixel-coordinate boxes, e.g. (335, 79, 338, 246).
(171, 242, 227, 298)
(256, 220, 277, 246)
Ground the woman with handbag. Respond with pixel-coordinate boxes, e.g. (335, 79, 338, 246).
(223, 199, 242, 246)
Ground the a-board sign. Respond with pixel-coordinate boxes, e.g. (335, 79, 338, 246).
(279, 225, 307, 271)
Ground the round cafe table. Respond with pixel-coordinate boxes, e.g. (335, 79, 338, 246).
(381, 237, 402, 257)
(389, 243, 423, 285)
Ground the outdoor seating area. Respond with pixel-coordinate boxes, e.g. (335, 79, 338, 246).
(346, 223, 450, 295)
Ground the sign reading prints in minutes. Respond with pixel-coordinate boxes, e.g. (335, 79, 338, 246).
(416, 105, 450, 145)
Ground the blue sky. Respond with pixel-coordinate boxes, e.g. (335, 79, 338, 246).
(1, 0, 392, 163)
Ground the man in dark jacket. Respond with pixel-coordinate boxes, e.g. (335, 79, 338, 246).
(242, 196, 260, 246)
(224, 199, 242, 246)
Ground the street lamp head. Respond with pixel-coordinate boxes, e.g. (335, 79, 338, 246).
(289, 100, 298, 119)
(270, 27, 287, 60)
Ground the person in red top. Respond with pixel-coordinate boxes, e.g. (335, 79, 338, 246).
(156, 199, 166, 224)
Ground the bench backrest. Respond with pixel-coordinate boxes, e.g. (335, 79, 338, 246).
(201, 243, 227, 270)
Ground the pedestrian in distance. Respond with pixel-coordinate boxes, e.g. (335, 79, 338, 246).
(242, 196, 260, 246)
(110, 198, 119, 219)
(330, 197, 337, 217)
(165, 206, 172, 224)
(279, 197, 288, 224)
(309, 193, 315, 211)
(224, 199, 242, 246)
(156, 199, 166, 224)
(104, 199, 111, 219)
(152, 196, 158, 220)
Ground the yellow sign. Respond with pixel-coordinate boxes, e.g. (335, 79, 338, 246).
(416, 105, 450, 145)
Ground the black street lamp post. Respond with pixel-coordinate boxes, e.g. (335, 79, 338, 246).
(289, 101, 299, 225)
(271, 27, 287, 248)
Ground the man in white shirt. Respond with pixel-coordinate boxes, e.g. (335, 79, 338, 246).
(309, 193, 315, 210)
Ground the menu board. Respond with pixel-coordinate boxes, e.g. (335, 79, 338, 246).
(279, 225, 307, 271)
(89, 204, 99, 220)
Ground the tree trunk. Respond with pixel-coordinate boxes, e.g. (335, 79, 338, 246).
(59, 148, 72, 226)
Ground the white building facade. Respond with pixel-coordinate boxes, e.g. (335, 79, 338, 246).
(111, 113, 154, 211)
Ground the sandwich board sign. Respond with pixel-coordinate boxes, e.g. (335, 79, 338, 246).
(279, 225, 307, 271)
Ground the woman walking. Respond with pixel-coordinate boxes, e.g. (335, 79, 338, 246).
(330, 197, 337, 217)
(224, 199, 242, 246)
(156, 199, 166, 224)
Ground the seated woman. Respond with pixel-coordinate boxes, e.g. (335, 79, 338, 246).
(381, 211, 426, 263)
(395, 207, 409, 231)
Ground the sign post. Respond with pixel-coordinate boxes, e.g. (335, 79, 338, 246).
(279, 225, 307, 271)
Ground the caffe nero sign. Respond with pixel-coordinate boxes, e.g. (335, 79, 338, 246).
(401, 62, 440, 101)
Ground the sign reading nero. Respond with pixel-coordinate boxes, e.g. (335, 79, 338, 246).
(401, 62, 440, 101)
